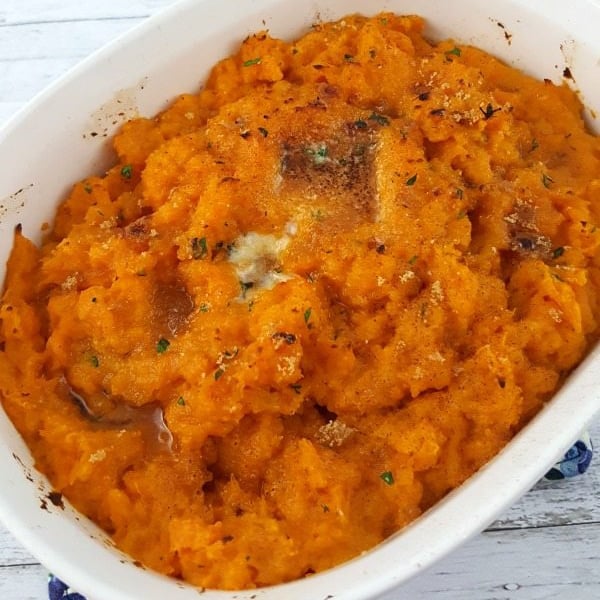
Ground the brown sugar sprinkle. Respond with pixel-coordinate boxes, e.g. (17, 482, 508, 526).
(315, 419, 356, 448)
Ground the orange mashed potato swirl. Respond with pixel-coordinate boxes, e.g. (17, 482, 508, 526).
(2, 13, 600, 590)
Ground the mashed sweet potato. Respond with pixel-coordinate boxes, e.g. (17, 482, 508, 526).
(1, 13, 600, 590)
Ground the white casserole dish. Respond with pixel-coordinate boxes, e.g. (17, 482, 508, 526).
(0, 1, 599, 599)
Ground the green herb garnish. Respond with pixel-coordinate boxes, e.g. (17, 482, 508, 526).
(542, 173, 554, 188)
(214, 368, 225, 381)
(315, 146, 328, 162)
(177, 396, 186, 406)
(380, 471, 394, 485)
(191, 237, 208, 260)
(156, 338, 170, 354)
(408, 255, 418, 265)
(344, 53, 354, 61)
(406, 174, 417, 186)
(456, 188, 464, 199)
(243, 57, 262, 67)
(258, 127, 269, 137)
(304, 307, 312, 324)
(354, 119, 368, 129)
(290, 383, 302, 394)
(531, 138, 539, 152)
(83, 184, 93, 194)
(445, 47, 462, 57)
(90, 355, 99, 368)
(552, 246, 565, 259)
(120, 164, 133, 179)
(368, 112, 390, 126)
(199, 303, 210, 313)
(306, 144, 329, 165)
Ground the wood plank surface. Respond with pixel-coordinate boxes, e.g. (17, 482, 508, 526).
(0, 1, 599, 598)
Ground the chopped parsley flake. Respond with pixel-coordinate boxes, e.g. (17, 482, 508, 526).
(83, 184, 93, 194)
(322, 504, 330, 513)
(199, 303, 210, 313)
(306, 144, 329, 165)
(90, 355, 99, 368)
(354, 119, 368, 129)
(552, 246, 565, 259)
(445, 47, 462, 57)
(315, 146, 328, 161)
(531, 138, 539, 152)
(368, 112, 390, 126)
(191, 237, 208, 260)
(214, 368, 225, 381)
(156, 338, 170, 354)
(344, 53, 354, 61)
(456, 188, 464, 199)
(408, 255, 418, 265)
(290, 383, 302, 394)
(120, 164, 133, 179)
(406, 174, 418, 186)
(542, 173, 554, 188)
(177, 396, 186, 406)
(304, 307, 312, 324)
(380, 471, 394, 485)
(258, 127, 269, 137)
(243, 57, 261, 67)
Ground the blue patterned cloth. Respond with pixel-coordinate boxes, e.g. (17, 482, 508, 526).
(48, 435, 594, 599)
(48, 575, 86, 600)
(544, 431, 594, 480)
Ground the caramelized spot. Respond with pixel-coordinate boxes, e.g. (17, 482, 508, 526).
(152, 282, 194, 337)
(280, 125, 377, 221)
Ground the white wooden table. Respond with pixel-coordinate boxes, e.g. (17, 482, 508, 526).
(1, 2, 599, 598)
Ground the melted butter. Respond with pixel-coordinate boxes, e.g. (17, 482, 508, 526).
(228, 231, 294, 296)
(68, 383, 173, 454)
